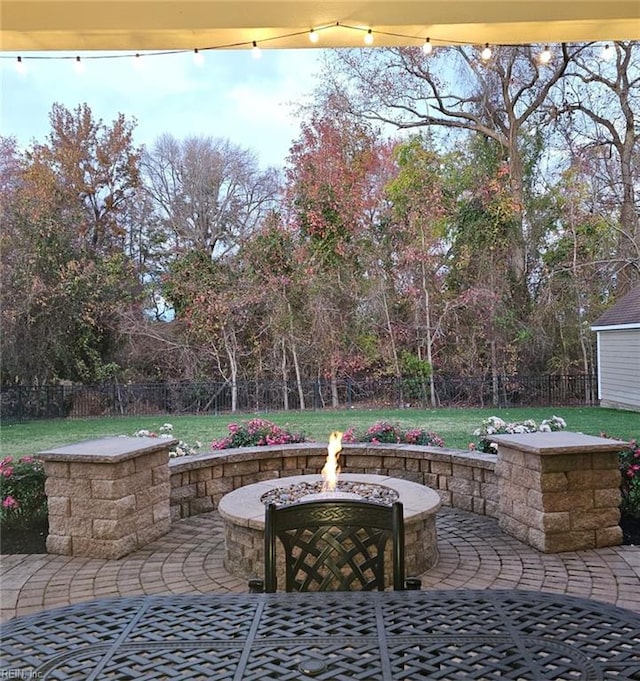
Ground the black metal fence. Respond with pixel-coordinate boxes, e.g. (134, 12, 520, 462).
(0, 374, 598, 422)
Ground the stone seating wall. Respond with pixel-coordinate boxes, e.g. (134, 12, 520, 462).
(168, 442, 498, 521)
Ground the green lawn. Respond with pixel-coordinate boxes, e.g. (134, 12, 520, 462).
(1, 406, 637, 458)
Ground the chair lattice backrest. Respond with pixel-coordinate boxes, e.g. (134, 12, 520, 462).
(263, 499, 406, 592)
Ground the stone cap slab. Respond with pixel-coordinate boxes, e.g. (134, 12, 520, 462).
(38, 436, 179, 463)
(218, 473, 442, 530)
(489, 432, 628, 455)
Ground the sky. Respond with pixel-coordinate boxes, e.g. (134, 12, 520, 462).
(1, 48, 324, 169)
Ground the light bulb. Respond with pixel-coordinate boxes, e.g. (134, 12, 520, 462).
(364, 29, 374, 45)
(133, 53, 143, 70)
(601, 44, 614, 61)
(538, 46, 552, 65)
(480, 43, 492, 61)
(74, 55, 85, 74)
(252, 41, 261, 59)
(15, 56, 26, 75)
(193, 48, 204, 66)
(422, 38, 433, 55)
(309, 29, 319, 44)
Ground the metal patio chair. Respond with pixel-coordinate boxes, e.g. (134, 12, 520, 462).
(249, 499, 420, 592)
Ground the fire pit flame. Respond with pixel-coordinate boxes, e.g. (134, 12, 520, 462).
(321, 431, 342, 492)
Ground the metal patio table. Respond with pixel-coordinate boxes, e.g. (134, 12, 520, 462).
(1, 589, 638, 680)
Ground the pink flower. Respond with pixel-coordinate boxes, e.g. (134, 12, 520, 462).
(1, 466, 13, 477)
(468, 443, 476, 450)
(2, 495, 19, 509)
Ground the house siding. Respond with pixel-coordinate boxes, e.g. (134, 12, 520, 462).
(597, 329, 640, 411)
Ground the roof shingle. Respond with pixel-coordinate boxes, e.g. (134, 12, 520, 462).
(591, 285, 640, 327)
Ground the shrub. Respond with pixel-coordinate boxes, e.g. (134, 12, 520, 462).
(211, 419, 307, 450)
(616, 438, 640, 518)
(0, 456, 47, 529)
(342, 421, 444, 447)
(471, 415, 567, 453)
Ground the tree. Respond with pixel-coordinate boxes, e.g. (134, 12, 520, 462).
(142, 135, 279, 258)
(0, 104, 142, 384)
(554, 41, 640, 293)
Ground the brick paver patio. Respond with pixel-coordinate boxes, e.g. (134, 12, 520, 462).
(1, 507, 639, 622)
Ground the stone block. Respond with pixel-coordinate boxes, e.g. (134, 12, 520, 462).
(542, 512, 571, 532)
(152, 502, 171, 523)
(90, 477, 133, 500)
(540, 472, 568, 492)
(571, 508, 620, 531)
(485, 500, 499, 518)
(223, 461, 260, 477)
(136, 481, 171, 508)
(499, 514, 529, 543)
(151, 465, 170, 485)
(189, 497, 214, 515)
(543, 531, 595, 553)
(134, 450, 167, 470)
(512, 501, 543, 528)
(452, 463, 474, 480)
(431, 460, 453, 475)
(594, 488, 622, 508)
(42, 461, 70, 478)
(49, 516, 92, 538)
(539, 453, 592, 473)
(497, 447, 525, 467)
(72, 534, 138, 559)
(260, 458, 283, 472)
(71, 495, 137, 520)
(69, 460, 135, 480)
(596, 525, 623, 547)
(448, 477, 477, 496)
(170, 483, 196, 501)
(481, 482, 498, 502)
(45, 477, 91, 498)
(539, 490, 594, 513)
(451, 492, 473, 511)
(472, 496, 486, 515)
(46, 496, 70, 517)
(206, 478, 234, 497)
(567, 469, 620, 490)
(591, 452, 621, 470)
(46, 534, 72, 555)
(92, 517, 137, 540)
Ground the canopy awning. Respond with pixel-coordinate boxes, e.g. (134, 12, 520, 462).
(1, 0, 639, 52)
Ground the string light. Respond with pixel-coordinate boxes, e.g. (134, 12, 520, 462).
(480, 43, 492, 61)
(133, 52, 144, 70)
(74, 55, 85, 73)
(3, 28, 578, 71)
(538, 45, 552, 64)
(15, 55, 26, 74)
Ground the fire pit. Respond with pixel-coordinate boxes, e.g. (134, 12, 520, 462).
(218, 431, 441, 584)
(218, 473, 441, 583)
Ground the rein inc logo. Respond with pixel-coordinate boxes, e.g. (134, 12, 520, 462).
(0, 670, 43, 679)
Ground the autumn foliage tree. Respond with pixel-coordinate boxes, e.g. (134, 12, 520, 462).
(0, 104, 142, 384)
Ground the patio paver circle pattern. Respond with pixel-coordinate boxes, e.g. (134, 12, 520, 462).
(1, 507, 639, 622)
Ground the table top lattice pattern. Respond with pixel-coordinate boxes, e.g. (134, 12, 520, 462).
(1, 590, 639, 680)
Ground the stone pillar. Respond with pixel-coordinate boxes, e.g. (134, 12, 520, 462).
(39, 436, 176, 559)
(492, 432, 626, 552)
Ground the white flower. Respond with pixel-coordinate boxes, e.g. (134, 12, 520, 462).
(539, 423, 551, 432)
